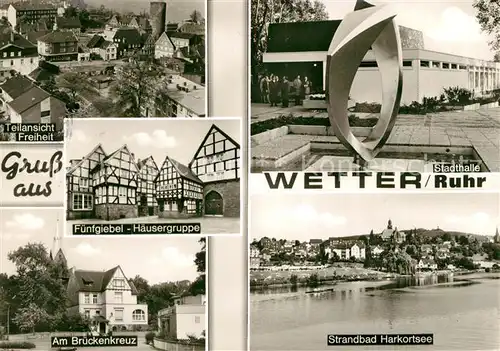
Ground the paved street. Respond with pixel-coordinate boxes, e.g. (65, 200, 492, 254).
(67, 216, 240, 235)
(251, 103, 500, 171)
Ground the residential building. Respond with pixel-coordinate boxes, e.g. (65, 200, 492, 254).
(250, 245, 261, 269)
(37, 30, 78, 61)
(330, 244, 350, 260)
(103, 27, 142, 58)
(262, 20, 500, 103)
(178, 22, 205, 36)
(155, 156, 204, 218)
(66, 265, 148, 333)
(140, 33, 155, 58)
(148, 75, 205, 117)
(416, 258, 437, 270)
(350, 243, 366, 260)
(67, 124, 239, 220)
(168, 32, 201, 56)
(137, 156, 160, 217)
(0, 75, 65, 129)
(189, 124, 240, 217)
(154, 32, 175, 59)
(55, 16, 82, 34)
(0, 4, 9, 19)
(371, 245, 384, 256)
(87, 35, 117, 61)
(157, 294, 205, 340)
(8, 3, 57, 29)
(0, 31, 39, 79)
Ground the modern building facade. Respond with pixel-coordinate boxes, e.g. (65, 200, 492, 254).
(262, 20, 500, 104)
(66, 124, 240, 220)
(66, 265, 148, 333)
(157, 294, 205, 340)
(8, 3, 57, 29)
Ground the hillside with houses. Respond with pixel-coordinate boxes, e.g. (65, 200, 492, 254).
(250, 219, 500, 287)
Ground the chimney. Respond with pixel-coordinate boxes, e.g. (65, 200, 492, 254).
(9, 30, 14, 43)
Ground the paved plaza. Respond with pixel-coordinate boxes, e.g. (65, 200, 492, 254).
(251, 104, 500, 172)
(67, 216, 240, 235)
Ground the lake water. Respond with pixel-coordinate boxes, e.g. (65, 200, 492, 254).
(250, 273, 500, 350)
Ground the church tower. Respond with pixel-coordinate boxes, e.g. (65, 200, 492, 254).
(387, 219, 393, 230)
(494, 227, 500, 244)
(51, 214, 69, 285)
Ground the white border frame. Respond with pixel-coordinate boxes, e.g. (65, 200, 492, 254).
(63, 117, 243, 237)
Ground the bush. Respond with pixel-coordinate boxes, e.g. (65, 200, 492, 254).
(443, 86, 473, 105)
(251, 115, 377, 135)
(290, 274, 298, 286)
(0, 341, 36, 349)
(306, 273, 319, 288)
(145, 331, 155, 344)
(352, 102, 381, 113)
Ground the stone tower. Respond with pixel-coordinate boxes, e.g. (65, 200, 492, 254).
(150, 1, 166, 40)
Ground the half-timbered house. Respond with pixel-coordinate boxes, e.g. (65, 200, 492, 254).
(189, 124, 240, 217)
(92, 145, 139, 220)
(137, 156, 159, 217)
(66, 144, 107, 220)
(154, 156, 204, 218)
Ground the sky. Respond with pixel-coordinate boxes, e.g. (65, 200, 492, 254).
(323, 0, 495, 60)
(65, 118, 241, 169)
(0, 209, 203, 284)
(251, 192, 500, 241)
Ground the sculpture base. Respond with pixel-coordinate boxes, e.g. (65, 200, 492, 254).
(305, 155, 434, 172)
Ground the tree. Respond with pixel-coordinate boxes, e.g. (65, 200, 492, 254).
(7, 243, 67, 316)
(111, 60, 160, 116)
(251, 0, 328, 80)
(189, 238, 206, 296)
(12, 303, 50, 333)
(56, 73, 96, 101)
(189, 10, 203, 24)
(494, 52, 500, 62)
(473, 0, 500, 52)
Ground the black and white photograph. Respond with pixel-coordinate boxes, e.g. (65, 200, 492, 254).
(250, 0, 500, 172)
(65, 118, 241, 235)
(0, 208, 206, 351)
(249, 192, 500, 350)
(0, 0, 206, 141)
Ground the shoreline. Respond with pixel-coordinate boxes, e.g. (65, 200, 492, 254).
(250, 267, 494, 291)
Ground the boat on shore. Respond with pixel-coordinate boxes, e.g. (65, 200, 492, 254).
(305, 287, 335, 294)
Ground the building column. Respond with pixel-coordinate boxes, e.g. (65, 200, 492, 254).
(323, 59, 327, 92)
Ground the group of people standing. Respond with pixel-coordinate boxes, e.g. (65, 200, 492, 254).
(258, 74, 312, 108)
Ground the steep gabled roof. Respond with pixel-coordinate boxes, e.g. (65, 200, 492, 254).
(190, 124, 240, 164)
(71, 266, 138, 294)
(38, 30, 77, 44)
(67, 144, 106, 175)
(8, 86, 51, 114)
(169, 156, 202, 184)
(137, 155, 159, 171)
(97, 144, 140, 173)
(87, 34, 104, 48)
(0, 75, 35, 99)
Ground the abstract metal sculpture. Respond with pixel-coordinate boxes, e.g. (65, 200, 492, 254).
(327, 0, 403, 162)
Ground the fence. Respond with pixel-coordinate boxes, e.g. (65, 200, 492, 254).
(153, 338, 204, 351)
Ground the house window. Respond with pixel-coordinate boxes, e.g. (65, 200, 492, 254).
(73, 194, 93, 210)
(40, 116, 50, 124)
(92, 294, 98, 304)
(84, 293, 90, 304)
(17, 51, 21, 56)
(79, 178, 88, 190)
(119, 187, 126, 197)
(2, 53, 5, 58)
(112, 279, 125, 288)
(132, 309, 145, 321)
(403, 60, 412, 67)
(114, 308, 124, 321)
(195, 316, 200, 323)
(114, 292, 123, 303)
(84, 309, 90, 318)
(9, 52, 13, 57)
